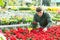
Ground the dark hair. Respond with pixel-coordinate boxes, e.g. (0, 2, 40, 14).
(36, 7, 42, 12)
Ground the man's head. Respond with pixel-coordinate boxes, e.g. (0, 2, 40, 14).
(36, 7, 43, 17)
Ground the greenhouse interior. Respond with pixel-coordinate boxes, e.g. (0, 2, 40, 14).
(0, 0, 60, 40)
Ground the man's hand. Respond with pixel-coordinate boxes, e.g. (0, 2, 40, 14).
(43, 27, 47, 32)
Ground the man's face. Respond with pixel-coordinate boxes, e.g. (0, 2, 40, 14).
(37, 11, 43, 17)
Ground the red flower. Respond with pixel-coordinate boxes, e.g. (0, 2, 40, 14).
(22, 36, 26, 40)
(46, 38, 54, 40)
(16, 33, 23, 39)
(38, 33, 44, 39)
(31, 29, 37, 34)
(18, 27, 24, 33)
(32, 38, 37, 40)
(5, 30, 11, 37)
(55, 28, 60, 37)
(10, 35, 17, 40)
(13, 29, 18, 34)
(38, 28, 43, 32)
(6, 37, 8, 40)
(10, 29, 14, 33)
(24, 28, 29, 34)
(47, 28, 55, 35)
(56, 32, 60, 37)
(26, 33, 33, 38)
(44, 35, 49, 39)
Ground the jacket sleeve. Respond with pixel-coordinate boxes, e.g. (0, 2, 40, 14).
(46, 13, 52, 28)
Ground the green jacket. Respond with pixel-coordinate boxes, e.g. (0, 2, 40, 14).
(33, 12, 52, 28)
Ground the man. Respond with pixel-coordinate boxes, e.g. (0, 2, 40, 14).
(32, 7, 52, 32)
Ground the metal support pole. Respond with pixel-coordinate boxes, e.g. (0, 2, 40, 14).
(40, 0, 42, 6)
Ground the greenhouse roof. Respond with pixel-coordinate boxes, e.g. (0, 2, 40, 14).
(51, 0, 60, 2)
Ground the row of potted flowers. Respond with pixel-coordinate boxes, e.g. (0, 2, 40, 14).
(0, 25, 60, 40)
(0, 15, 33, 25)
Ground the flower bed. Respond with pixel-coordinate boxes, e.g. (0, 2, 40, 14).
(1, 25, 60, 40)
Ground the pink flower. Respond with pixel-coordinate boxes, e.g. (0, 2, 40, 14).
(0, 29, 2, 33)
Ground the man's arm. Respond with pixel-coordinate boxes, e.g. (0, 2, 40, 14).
(43, 13, 52, 32)
(46, 13, 52, 28)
